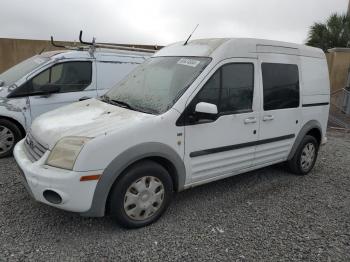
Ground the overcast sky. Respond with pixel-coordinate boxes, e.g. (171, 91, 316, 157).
(0, 0, 348, 46)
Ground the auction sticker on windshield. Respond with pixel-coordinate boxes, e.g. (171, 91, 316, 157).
(177, 58, 201, 67)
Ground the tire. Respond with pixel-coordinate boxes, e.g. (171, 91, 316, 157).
(288, 135, 319, 175)
(109, 160, 173, 228)
(0, 119, 22, 158)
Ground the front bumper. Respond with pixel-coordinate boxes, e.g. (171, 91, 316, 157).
(13, 140, 103, 213)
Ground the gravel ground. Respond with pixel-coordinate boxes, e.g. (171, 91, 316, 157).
(0, 130, 349, 261)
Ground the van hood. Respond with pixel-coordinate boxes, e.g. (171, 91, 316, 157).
(0, 88, 24, 113)
(0, 86, 10, 97)
(30, 98, 154, 149)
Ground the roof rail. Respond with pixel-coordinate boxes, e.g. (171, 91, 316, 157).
(50, 36, 88, 51)
(79, 30, 156, 53)
(49, 31, 157, 54)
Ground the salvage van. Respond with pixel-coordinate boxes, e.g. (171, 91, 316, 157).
(14, 38, 330, 228)
(0, 48, 150, 157)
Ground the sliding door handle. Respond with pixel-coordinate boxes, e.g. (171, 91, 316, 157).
(263, 115, 274, 121)
(244, 117, 257, 124)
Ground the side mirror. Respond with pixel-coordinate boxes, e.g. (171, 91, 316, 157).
(189, 102, 218, 124)
(195, 102, 218, 115)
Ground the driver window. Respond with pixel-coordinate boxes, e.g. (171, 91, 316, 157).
(31, 61, 92, 94)
(32, 69, 50, 91)
(180, 63, 254, 125)
(51, 64, 63, 83)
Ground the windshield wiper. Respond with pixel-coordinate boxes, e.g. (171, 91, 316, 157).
(100, 95, 157, 115)
(110, 99, 134, 110)
(100, 96, 133, 110)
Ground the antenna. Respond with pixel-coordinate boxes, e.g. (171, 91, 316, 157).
(184, 24, 199, 46)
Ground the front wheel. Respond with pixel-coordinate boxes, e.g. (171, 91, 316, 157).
(288, 135, 319, 175)
(0, 119, 22, 158)
(109, 160, 173, 228)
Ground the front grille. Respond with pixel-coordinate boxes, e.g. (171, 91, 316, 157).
(24, 133, 48, 162)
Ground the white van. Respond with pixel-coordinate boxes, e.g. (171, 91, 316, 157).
(0, 48, 150, 157)
(14, 38, 330, 228)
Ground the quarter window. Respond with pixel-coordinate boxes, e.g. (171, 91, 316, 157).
(262, 63, 300, 111)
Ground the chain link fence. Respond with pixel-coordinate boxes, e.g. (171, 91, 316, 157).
(329, 87, 350, 130)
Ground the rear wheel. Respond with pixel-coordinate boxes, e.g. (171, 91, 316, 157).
(0, 119, 22, 158)
(288, 135, 319, 175)
(109, 160, 173, 228)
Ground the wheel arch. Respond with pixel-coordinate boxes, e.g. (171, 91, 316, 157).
(288, 120, 323, 160)
(0, 115, 26, 138)
(81, 142, 186, 217)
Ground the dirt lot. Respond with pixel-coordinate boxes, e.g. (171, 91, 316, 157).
(0, 130, 349, 261)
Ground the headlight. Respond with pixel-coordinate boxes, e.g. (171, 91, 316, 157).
(46, 137, 91, 170)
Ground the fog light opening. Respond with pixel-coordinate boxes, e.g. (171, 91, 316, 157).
(43, 190, 62, 204)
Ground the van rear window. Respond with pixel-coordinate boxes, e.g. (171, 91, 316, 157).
(262, 63, 300, 111)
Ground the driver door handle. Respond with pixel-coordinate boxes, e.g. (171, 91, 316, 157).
(244, 117, 257, 124)
(263, 115, 274, 121)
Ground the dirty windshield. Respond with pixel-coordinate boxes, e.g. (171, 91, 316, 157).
(0, 55, 49, 87)
(104, 56, 211, 114)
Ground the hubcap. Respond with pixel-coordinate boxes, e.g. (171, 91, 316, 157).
(300, 142, 316, 171)
(0, 125, 15, 154)
(124, 176, 165, 221)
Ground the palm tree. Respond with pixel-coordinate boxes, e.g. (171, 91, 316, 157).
(306, 13, 350, 51)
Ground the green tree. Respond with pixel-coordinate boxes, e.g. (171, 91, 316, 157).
(306, 13, 350, 51)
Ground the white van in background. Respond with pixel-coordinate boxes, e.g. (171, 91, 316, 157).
(14, 38, 330, 228)
(0, 48, 150, 157)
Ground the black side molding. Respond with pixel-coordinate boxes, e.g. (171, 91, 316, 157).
(190, 134, 295, 158)
(302, 102, 329, 107)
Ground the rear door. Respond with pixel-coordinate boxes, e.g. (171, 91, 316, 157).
(28, 60, 97, 119)
(255, 54, 301, 167)
(182, 58, 260, 184)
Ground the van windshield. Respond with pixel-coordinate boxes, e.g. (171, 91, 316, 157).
(104, 56, 211, 114)
(0, 55, 50, 87)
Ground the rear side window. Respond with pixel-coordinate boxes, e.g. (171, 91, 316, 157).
(262, 63, 299, 111)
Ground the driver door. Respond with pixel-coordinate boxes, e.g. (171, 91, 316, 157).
(183, 58, 260, 184)
(28, 60, 97, 119)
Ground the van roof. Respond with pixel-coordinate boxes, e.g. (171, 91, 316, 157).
(43, 48, 151, 60)
(154, 38, 325, 59)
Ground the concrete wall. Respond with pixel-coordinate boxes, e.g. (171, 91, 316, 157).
(0, 37, 160, 73)
(326, 48, 350, 93)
